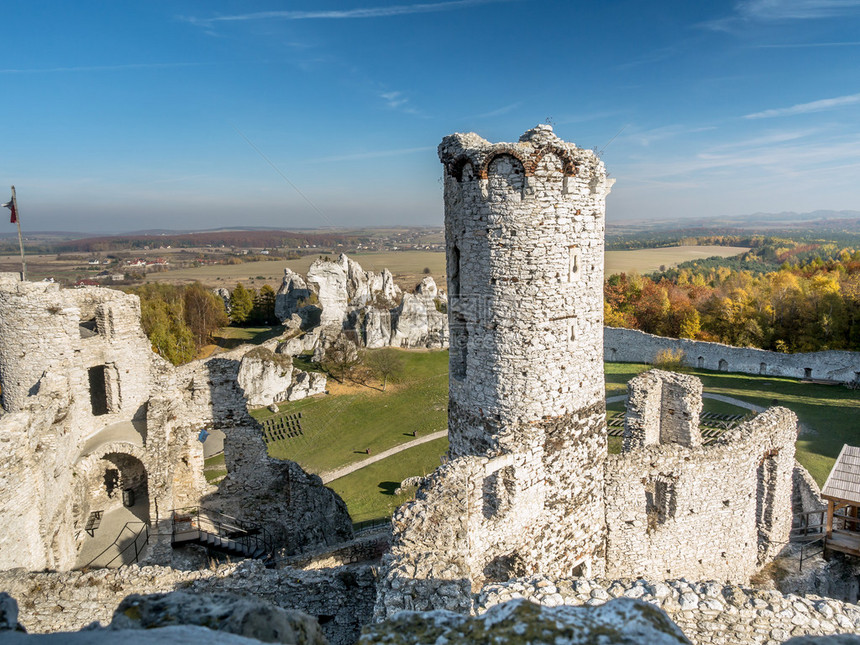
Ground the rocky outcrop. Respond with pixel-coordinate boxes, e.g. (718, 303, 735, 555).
(274, 255, 447, 351)
(275, 269, 312, 322)
(361, 597, 691, 644)
(237, 347, 326, 407)
(110, 591, 327, 645)
(306, 260, 350, 326)
(390, 277, 447, 349)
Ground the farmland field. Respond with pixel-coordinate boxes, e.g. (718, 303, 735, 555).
(138, 245, 746, 291)
(143, 251, 448, 291)
(604, 245, 748, 275)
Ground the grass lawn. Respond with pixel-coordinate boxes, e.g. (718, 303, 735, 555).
(327, 437, 449, 523)
(262, 353, 855, 521)
(605, 362, 859, 485)
(203, 453, 227, 484)
(251, 349, 448, 474)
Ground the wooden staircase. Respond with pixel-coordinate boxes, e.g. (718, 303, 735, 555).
(171, 507, 275, 564)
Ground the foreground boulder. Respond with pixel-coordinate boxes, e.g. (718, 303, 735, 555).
(360, 598, 691, 644)
(110, 591, 327, 645)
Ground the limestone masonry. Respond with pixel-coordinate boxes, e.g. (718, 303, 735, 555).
(375, 126, 802, 621)
(0, 274, 349, 572)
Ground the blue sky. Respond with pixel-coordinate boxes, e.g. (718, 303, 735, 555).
(2, 0, 859, 232)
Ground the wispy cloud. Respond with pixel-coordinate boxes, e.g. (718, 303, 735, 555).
(380, 91, 409, 109)
(752, 40, 860, 47)
(0, 62, 203, 74)
(309, 146, 434, 163)
(626, 124, 717, 147)
(182, 0, 513, 28)
(378, 90, 425, 116)
(702, 0, 860, 31)
(476, 102, 521, 118)
(743, 93, 860, 118)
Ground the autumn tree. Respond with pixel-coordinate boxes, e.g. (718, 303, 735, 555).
(365, 347, 405, 391)
(322, 333, 362, 382)
(184, 282, 229, 346)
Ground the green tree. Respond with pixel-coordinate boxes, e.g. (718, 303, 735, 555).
(251, 284, 277, 325)
(229, 283, 254, 325)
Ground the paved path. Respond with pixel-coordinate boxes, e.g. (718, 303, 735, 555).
(320, 430, 448, 484)
(606, 393, 765, 412)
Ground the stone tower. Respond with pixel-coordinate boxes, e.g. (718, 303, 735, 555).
(439, 124, 613, 578)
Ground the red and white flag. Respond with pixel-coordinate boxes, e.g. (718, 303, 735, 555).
(1, 198, 16, 224)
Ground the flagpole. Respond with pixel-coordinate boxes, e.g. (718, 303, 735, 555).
(10, 186, 25, 281)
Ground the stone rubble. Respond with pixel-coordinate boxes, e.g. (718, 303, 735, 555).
(476, 576, 860, 645)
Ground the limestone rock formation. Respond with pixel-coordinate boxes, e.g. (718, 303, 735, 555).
(236, 347, 325, 407)
(360, 597, 691, 644)
(306, 259, 349, 326)
(274, 254, 446, 351)
(110, 591, 327, 645)
(275, 269, 313, 323)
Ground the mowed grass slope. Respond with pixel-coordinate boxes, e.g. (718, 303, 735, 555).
(257, 353, 854, 522)
(251, 350, 448, 475)
(606, 362, 858, 484)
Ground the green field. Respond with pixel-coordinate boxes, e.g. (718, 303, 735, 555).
(327, 437, 449, 523)
(249, 348, 855, 522)
(251, 350, 448, 474)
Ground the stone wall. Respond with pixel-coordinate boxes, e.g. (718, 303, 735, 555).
(0, 560, 376, 645)
(605, 327, 860, 383)
(0, 276, 350, 572)
(376, 125, 614, 618)
(605, 394, 798, 582)
(477, 576, 860, 645)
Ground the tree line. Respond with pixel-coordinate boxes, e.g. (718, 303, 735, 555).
(605, 250, 860, 352)
(129, 282, 277, 365)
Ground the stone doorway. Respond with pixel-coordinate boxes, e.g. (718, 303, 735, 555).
(74, 452, 151, 568)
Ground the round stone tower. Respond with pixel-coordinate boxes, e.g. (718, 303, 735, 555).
(439, 124, 612, 576)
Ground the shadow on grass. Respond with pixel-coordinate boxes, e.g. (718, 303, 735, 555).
(378, 481, 399, 496)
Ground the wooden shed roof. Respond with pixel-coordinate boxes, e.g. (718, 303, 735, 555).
(822, 444, 860, 505)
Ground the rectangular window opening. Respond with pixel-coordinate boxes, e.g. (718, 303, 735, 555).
(88, 365, 109, 416)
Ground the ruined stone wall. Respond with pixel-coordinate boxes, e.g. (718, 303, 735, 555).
(376, 126, 613, 618)
(0, 279, 153, 421)
(477, 576, 860, 645)
(605, 402, 798, 583)
(0, 560, 376, 645)
(605, 327, 860, 383)
(0, 277, 348, 572)
(441, 125, 611, 578)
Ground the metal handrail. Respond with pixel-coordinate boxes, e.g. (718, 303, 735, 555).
(799, 536, 825, 571)
(79, 521, 149, 570)
(171, 507, 275, 559)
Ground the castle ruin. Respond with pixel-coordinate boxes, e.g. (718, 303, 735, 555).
(0, 274, 351, 572)
(376, 125, 800, 618)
